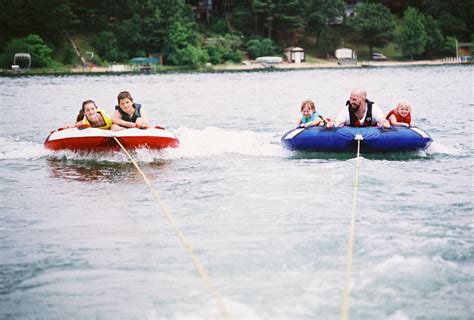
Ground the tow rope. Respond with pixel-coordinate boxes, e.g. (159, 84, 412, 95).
(112, 136, 230, 319)
(340, 134, 363, 320)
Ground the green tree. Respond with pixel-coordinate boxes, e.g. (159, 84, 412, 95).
(62, 45, 78, 65)
(93, 31, 127, 62)
(349, 3, 395, 55)
(398, 7, 428, 60)
(162, 21, 205, 66)
(305, 0, 344, 52)
(252, 0, 276, 39)
(246, 38, 276, 59)
(157, 0, 206, 66)
(422, 15, 445, 58)
(231, 0, 276, 38)
(0, 0, 77, 45)
(273, 0, 305, 42)
(443, 36, 457, 56)
(2, 34, 53, 68)
(305, 0, 345, 44)
(172, 44, 209, 67)
(406, 0, 473, 40)
(204, 34, 242, 64)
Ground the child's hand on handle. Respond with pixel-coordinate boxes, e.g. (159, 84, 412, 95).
(135, 118, 149, 129)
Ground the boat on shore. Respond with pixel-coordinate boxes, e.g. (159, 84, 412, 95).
(44, 126, 179, 151)
(281, 126, 432, 152)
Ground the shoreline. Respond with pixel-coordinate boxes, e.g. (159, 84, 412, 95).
(1, 59, 470, 76)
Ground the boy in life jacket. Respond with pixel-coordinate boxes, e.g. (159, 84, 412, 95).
(111, 91, 150, 131)
(386, 101, 412, 127)
(297, 99, 327, 128)
(72, 100, 112, 129)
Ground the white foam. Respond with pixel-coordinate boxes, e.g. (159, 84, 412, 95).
(163, 127, 290, 159)
(170, 297, 261, 320)
(386, 309, 411, 320)
(0, 136, 50, 160)
(425, 141, 463, 156)
(1, 127, 290, 162)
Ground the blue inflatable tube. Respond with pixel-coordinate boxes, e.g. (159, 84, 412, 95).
(281, 126, 432, 152)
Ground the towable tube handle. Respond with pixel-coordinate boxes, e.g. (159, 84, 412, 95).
(154, 125, 166, 130)
(378, 126, 397, 133)
(134, 123, 151, 129)
(77, 124, 91, 130)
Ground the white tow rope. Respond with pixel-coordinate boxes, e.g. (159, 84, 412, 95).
(112, 136, 230, 319)
(340, 134, 363, 320)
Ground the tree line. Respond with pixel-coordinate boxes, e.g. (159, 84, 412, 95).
(0, 0, 472, 68)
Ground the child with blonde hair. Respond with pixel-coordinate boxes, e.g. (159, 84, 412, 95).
(297, 99, 326, 128)
(386, 101, 412, 127)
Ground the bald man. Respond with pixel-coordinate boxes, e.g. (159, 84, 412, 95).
(329, 89, 390, 128)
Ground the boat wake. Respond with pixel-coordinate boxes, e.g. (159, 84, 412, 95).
(163, 126, 289, 160)
(0, 129, 462, 163)
(0, 127, 290, 162)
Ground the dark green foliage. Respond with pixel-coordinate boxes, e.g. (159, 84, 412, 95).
(157, 1, 207, 66)
(209, 17, 230, 34)
(1, 0, 472, 68)
(167, 44, 209, 67)
(62, 45, 78, 65)
(246, 38, 276, 59)
(93, 31, 127, 62)
(422, 15, 445, 58)
(204, 34, 243, 64)
(349, 3, 395, 55)
(397, 7, 427, 60)
(406, 0, 473, 40)
(315, 27, 343, 57)
(2, 34, 53, 68)
(443, 36, 457, 55)
(305, 0, 345, 40)
(0, 0, 78, 45)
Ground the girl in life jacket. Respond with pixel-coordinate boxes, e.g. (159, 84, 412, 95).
(72, 100, 112, 129)
(386, 101, 412, 127)
(111, 91, 150, 131)
(296, 99, 327, 128)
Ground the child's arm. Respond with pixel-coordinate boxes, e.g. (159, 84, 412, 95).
(296, 118, 303, 127)
(112, 110, 136, 129)
(388, 114, 409, 127)
(305, 117, 323, 127)
(135, 108, 150, 128)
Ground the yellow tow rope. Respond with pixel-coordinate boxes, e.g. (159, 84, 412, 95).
(112, 136, 230, 319)
(340, 134, 363, 320)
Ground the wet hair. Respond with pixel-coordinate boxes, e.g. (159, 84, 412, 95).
(117, 91, 133, 104)
(76, 100, 97, 122)
(396, 100, 412, 112)
(300, 99, 316, 112)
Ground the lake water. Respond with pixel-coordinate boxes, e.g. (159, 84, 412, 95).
(1, 65, 473, 319)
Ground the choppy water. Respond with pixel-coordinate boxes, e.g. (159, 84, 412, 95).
(0, 65, 473, 319)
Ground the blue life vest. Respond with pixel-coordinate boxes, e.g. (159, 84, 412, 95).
(301, 112, 322, 124)
(115, 103, 142, 123)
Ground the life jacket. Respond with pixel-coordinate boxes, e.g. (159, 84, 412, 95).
(82, 109, 112, 129)
(347, 99, 374, 127)
(386, 109, 411, 125)
(115, 103, 142, 123)
(301, 112, 326, 125)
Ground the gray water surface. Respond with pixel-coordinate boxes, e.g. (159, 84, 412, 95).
(1, 65, 473, 319)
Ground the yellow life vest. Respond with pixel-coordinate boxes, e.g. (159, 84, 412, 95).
(82, 109, 113, 130)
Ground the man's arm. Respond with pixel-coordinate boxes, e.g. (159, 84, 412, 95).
(372, 104, 391, 128)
